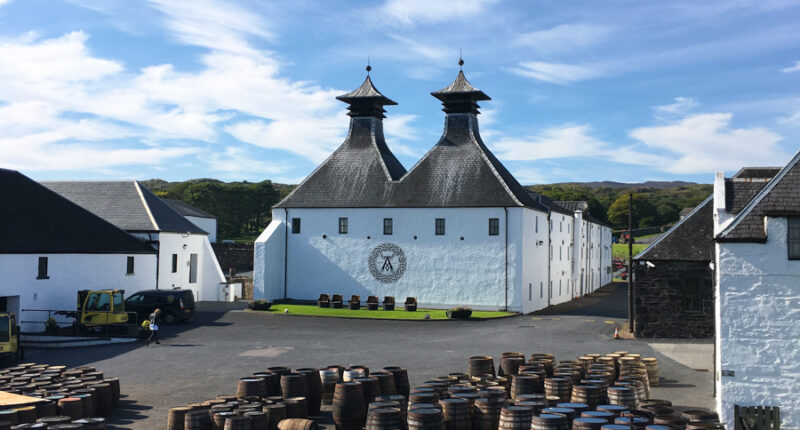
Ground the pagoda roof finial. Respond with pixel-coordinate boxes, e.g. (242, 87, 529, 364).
(337, 65, 397, 118)
(431, 63, 490, 114)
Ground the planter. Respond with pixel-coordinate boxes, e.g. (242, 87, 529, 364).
(348, 302, 360, 310)
(446, 308, 472, 319)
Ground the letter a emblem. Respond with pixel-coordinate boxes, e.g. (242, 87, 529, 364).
(381, 255, 394, 272)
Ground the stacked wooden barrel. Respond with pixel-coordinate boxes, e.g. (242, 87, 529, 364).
(0, 362, 121, 428)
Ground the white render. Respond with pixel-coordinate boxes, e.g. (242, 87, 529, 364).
(713, 168, 800, 428)
(0, 253, 157, 332)
(131, 232, 226, 302)
(255, 206, 612, 313)
(185, 216, 217, 243)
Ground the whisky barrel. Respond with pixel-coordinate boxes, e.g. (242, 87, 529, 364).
(73, 417, 107, 429)
(596, 405, 630, 417)
(571, 385, 602, 409)
(542, 407, 578, 421)
(498, 405, 532, 430)
(103, 377, 120, 407)
(185, 410, 211, 430)
(511, 374, 541, 400)
(365, 407, 403, 430)
(295, 368, 322, 416)
(214, 411, 236, 429)
(283, 397, 307, 419)
(168, 406, 191, 430)
(531, 413, 569, 430)
(355, 377, 382, 404)
(224, 415, 252, 430)
(468, 356, 496, 378)
(680, 410, 719, 423)
(35, 400, 57, 418)
(319, 369, 339, 405)
(343, 369, 366, 382)
(57, 398, 83, 420)
(544, 378, 572, 403)
(263, 404, 287, 430)
(409, 392, 438, 405)
(641, 359, 658, 387)
(501, 356, 526, 377)
(375, 395, 408, 413)
(615, 416, 650, 429)
(606, 387, 637, 410)
(238, 378, 268, 399)
(268, 367, 291, 377)
(473, 397, 505, 430)
(72, 394, 95, 420)
(557, 403, 589, 415)
(407, 408, 444, 430)
(89, 382, 113, 417)
(332, 382, 366, 430)
(600, 425, 632, 430)
(440, 397, 471, 430)
(383, 367, 410, 397)
(581, 411, 616, 421)
(652, 415, 687, 428)
(244, 411, 268, 430)
(276, 418, 317, 430)
(514, 400, 546, 415)
(281, 374, 308, 400)
(573, 417, 609, 430)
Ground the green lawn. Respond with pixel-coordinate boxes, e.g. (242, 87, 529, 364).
(612, 243, 649, 259)
(250, 304, 515, 320)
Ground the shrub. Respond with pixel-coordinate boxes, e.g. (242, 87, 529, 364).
(45, 317, 59, 333)
(446, 307, 472, 319)
(249, 300, 272, 311)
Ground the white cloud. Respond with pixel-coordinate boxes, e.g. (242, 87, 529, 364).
(509, 61, 603, 85)
(781, 60, 800, 73)
(516, 24, 610, 53)
(779, 110, 800, 125)
(653, 97, 698, 119)
(493, 124, 609, 161)
(0, 0, 9, 6)
(200, 146, 292, 177)
(225, 118, 343, 164)
(378, 0, 497, 25)
(629, 113, 788, 173)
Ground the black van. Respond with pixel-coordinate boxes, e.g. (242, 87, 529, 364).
(124, 289, 195, 324)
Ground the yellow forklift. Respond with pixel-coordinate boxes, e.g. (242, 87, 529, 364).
(0, 312, 23, 365)
(55, 290, 130, 332)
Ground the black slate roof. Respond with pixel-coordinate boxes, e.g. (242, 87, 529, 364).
(724, 180, 769, 214)
(635, 194, 714, 261)
(554, 201, 589, 213)
(0, 169, 155, 254)
(732, 167, 781, 179)
(42, 181, 207, 234)
(528, 192, 573, 215)
(163, 199, 216, 219)
(719, 151, 800, 242)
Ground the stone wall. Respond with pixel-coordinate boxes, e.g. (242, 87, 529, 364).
(633, 260, 714, 338)
(212, 242, 254, 274)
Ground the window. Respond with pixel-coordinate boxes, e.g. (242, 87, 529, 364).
(189, 254, 198, 284)
(559, 279, 562, 295)
(680, 272, 704, 313)
(560, 221, 562, 232)
(528, 283, 532, 301)
(540, 282, 543, 298)
(549, 245, 553, 260)
(126, 256, 135, 275)
(435, 218, 445, 236)
(559, 247, 562, 260)
(339, 217, 348, 234)
(789, 217, 800, 259)
(171, 254, 178, 273)
(535, 216, 538, 233)
(291, 218, 301, 234)
(37, 256, 49, 280)
(489, 218, 500, 236)
(383, 218, 393, 235)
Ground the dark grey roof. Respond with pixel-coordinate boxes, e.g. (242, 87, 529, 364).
(163, 199, 216, 219)
(554, 201, 589, 212)
(42, 181, 207, 234)
(679, 207, 694, 216)
(635, 194, 713, 261)
(732, 167, 781, 179)
(431, 71, 490, 102)
(0, 169, 155, 254)
(528, 192, 573, 215)
(724, 179, 768, 214)
(336, 76, 397, 105)
(719, 151, 800, 242)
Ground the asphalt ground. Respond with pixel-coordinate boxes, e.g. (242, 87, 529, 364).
(23, 283, 714, 429)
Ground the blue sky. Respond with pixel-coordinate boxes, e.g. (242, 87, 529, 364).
(1, 0, 799, 185)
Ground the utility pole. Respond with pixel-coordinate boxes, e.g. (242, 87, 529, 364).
(628, 192, 634, 333)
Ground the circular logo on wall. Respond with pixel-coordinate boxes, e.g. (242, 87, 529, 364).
(368, 242, 407, 283)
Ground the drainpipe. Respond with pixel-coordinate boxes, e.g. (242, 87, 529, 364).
(547, 212, 552, 307)
(504, 207, 508, 312)
(283, 208, 288, 300)
(144, 233, 160, 290)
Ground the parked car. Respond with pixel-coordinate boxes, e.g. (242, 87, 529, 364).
(124, 289, 195, 324)
(612, 259, 625, 270)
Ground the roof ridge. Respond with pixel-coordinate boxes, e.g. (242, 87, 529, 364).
(135, 181, 160, 231)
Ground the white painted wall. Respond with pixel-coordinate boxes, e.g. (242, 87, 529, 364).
(715, 216, 800, 428)
(134, 232, 226, 302)
(254, 210, 286, 300)
(521, 209, 550, 314)
(0, 253, 157, 332)
(186, 216, 217, 243)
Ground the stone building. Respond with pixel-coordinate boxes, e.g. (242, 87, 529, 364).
(254, 70, 612, 312)
(633, 195, 714, 338)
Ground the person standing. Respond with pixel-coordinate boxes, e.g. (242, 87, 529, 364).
(146, 308, 162, 345)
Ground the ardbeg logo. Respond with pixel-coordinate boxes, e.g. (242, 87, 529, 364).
(369, 243, 407, 283)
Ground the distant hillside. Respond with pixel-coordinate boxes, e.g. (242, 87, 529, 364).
(553, 180, 698, 190)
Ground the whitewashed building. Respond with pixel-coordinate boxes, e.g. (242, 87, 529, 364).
(0, 169, 157, 332)
(254, 71, 612, 313)
(43, 181, 227, 302)
(164, 199, 218, 243)
(713, 163, 800, 428)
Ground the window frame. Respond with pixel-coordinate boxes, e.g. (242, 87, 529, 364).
(338, 217, 348, 234)
(680, 271, 705, 313)
(488, 218, 500, 236)
(171, 254, 178, 273)
(126, 256, 135, 275)
(291, 218, 301, 234)
(383, 218, 393, 235)
(435, 218, 445, 236)
(37, 256, 49, 280)
(788, 217, 800, 260)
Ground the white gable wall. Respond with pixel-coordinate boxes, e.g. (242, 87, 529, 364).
(186, 216, 217, 243)
(521, 208, 550, 313)
(715, 216, 800, 428)
(0, 253, 156, 332)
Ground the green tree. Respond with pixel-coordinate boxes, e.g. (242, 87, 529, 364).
(607, 193, 656, 229)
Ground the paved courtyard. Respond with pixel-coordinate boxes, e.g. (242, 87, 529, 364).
(24, 283, 715, 429)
